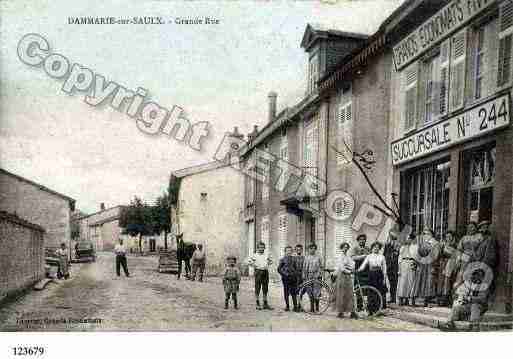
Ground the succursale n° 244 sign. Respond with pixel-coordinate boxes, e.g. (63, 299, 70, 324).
(391, 94, 510, 166)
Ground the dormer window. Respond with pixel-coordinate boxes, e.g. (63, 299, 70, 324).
(308, 52, 319, 94)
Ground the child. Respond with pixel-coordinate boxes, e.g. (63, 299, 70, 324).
(303, 243, 322, 312)
(223, 256, 241, 310)
(247, 242, 273, 310)
(277, 246, 298, 312)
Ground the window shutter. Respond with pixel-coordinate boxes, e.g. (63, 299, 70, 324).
(449, 29, 467, 112)
(337, 103, 347, 165)
(278, 213, 288, 258)
(404, 63, 418, 131)
(261, 216, 270, 249)
(498, 1, 513, 87)
(344, 103, 353, 156)
(438, 40, 451, 117)
(334, 198, 352, 257)
(278, 140, 288, 191)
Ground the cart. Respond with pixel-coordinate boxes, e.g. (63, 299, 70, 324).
(158, 249, 179, 273)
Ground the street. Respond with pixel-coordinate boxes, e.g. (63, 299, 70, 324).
(0, 253, 433, 331)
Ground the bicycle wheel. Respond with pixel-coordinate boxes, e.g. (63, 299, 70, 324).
(298, 279, 333, 315)
(355, 285, 383, 317)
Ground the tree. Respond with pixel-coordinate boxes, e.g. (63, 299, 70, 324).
(152, 192, 171, 250)
(332, 140, 403, 228)
(119, 196, 154, 253)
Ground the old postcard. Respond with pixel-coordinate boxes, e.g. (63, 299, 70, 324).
(1, 0, 512, 345)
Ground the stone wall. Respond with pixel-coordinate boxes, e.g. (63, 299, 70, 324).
(0, 212, 45, 300)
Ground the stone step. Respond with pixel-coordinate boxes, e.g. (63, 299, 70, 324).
(388, 303, 513, 322)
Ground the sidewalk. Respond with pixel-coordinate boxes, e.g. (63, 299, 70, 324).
(386, 303, 513, 331)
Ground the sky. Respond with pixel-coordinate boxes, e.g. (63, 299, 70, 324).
(0, 0, 403, 214)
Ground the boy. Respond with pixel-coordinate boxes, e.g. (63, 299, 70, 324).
(223, 256, 241, 309)
(277, 246, 298, 312)
(294, 244, 305, 311)
(248, 242, 273, 310)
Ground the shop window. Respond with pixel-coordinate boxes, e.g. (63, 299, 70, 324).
(466, 145, 496, 223)
(404, 160, 450, 239)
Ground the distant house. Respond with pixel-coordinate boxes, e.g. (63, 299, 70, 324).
(78, 204, 124, 252)
(171, 128, 245, 275)
(0, 168, 75, 251)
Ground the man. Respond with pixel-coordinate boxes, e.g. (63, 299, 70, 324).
(294, 244, 305, 311)
(303, 243, 323, 313)
(114, 238, 130, 277)
(443, 269, 489, 331)
(384, 229, 401, 304)
(176, 234, 188, 280)
(191, 244, 206, 281)
(277, 246, 299, 312)
(56, 242, 70, 280)
(351, 234, 370, 309)
(247, 242, 273, 310)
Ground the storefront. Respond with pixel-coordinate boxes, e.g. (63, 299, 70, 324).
(389, 0, 513, 312)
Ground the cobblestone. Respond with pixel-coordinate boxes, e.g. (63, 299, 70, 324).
(0, 253, 433, 331)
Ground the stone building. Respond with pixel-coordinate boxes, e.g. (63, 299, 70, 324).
(78, 204, 124, 251)
(238, 23, 397, 269)
(172, 128, 245, 275)
(387, 0, 513, 312)
(0, 168, 75, 252)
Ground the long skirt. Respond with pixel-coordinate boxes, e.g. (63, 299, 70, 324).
(397, 260, 415, 298)
(334, 273, 354, 313)
(413, 263, 436, 298)
(368, 269, 387, 312)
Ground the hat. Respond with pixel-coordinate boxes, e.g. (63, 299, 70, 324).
(478, 220, 491, 228)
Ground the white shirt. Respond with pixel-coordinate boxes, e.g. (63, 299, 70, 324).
(248, 252, 271, 270)
(336, 254, 355, 274)
(359, 253, 387, 277)
(114, 243, 127, 255)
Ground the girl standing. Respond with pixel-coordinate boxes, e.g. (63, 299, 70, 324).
(358, 241, 389, 313)
(334, 242, 358, 319)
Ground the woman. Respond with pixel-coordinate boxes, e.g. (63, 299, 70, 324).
(412, 228, 440, 307)
(441, 230, 459, 306)
(455, 222, 481, 285)
(358, 241, 389, 313)
(334, 242, 358, 319)
(397, 233, 416, 306)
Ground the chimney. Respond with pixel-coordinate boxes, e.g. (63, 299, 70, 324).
(248, 125, 259, 141)
(268, 91, 277, 123)
(100, 203, 106, 211)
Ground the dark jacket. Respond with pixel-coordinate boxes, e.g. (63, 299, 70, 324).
(278, 255, 298, 282)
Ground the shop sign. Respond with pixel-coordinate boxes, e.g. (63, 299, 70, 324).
(391, 94, 510, 165)
(393, 0, 496, 71)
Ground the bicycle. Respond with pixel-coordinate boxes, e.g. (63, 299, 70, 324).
(297, 269, 383, 317)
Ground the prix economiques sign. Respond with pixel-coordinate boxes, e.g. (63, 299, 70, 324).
(391, 94, 510, 165)
(393, 0, 496, 71)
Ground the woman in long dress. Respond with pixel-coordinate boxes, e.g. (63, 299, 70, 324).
(441, 230, 459, 306)
(412, 228, 440, 307)
(358, 241, 389, 313)
(334, 242, 358, 319)
(397, 233, 416, 306)
(454, 222, 481, 285)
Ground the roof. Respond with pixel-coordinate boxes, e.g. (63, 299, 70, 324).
(0, 168, 76, 204)
(172, 161, 231, 178)
(78, 205, 125, 221)
(301, 23, 369, 49)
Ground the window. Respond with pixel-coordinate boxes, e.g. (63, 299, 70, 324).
(277, 139, 288, 191)
(424, 56, 437, 123)
(474, 27, 486, 99)
(308, 53, 319, 94)
(337, 101, 353, 165)
(261, 144, 270, 201)
(404, 160, 450, 239)
(498, 1, 513, 87)
(439, 40, 450, 117)
(466, 145, 496, 223)
(278, 213, 288, 258)
(303, 119, 319, 196)
(261, 216, 270, 249)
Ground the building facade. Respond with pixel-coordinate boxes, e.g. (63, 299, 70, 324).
(0, 168, 75, 252)
(388, 0, 512, 312)
(172, 129, 245, 275)
(79, 204, 124, 251)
